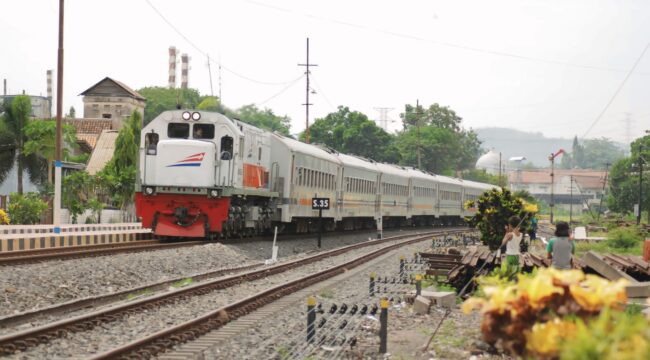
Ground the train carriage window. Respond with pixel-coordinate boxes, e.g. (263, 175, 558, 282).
(297, 168, 303, 186)
(168, 123, 189, 139)
(193, 124, 214, 139)
(220, 135, 233, 160)
(258, 147, 262, 161)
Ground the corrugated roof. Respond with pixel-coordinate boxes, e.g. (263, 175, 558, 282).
(86, 130, 119, 175)
(79, 77, 145, 101)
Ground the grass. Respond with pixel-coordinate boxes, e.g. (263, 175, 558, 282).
(319, 289, 335, 299)
(574, 226, 646, 257)
(126, 288, 154, 300)
(171, 278, 194, 288)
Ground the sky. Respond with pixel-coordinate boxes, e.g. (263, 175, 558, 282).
(2, 0, 650, 143)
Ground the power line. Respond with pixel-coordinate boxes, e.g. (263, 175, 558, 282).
(244, 0, 647, 74)
(144, 0, 295, 86)
(310, 76, 336, 111)
(582, 41, 650, 139)
(255, 75, 304, 106)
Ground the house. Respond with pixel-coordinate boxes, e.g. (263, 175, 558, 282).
(509, 169, 607, 210)
(79, 77, 145, 129)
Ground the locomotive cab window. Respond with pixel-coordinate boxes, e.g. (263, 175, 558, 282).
(220, 135, 233, 160)
(168, 123, 189, 139)
(193, 124, 214, 139)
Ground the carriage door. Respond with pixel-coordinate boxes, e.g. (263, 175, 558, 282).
(216, 128, 235, 187)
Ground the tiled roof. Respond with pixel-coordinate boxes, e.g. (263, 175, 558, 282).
(76, 133, 97, 151)
(86, 130, 119, 175)
(508, 170, 606, 189)
(79, 77, 145, 101)
(65, 118, 114, 135)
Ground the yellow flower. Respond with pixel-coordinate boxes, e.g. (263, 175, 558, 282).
(517, 269, 564, 309)
(462, 297, 486, 314)
(569, 275, 628, 312)
(0, 209, 9, 225)
(548, 268, 585, 285)
(526, 318, 577, 357)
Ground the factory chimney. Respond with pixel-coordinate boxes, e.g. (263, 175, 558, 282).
(47, 70, 53, 117)
(181, 53, 189, 89)
(168, 46, 177, 88)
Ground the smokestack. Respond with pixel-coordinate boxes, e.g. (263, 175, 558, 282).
(47, 70, 53, 98)
(168, 46, 177, 88)
(3, 79, 5, 96)
(181, 53, 189, 89)
(47, 70, 53, 118)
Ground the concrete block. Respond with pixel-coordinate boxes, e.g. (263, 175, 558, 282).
(430, 291, 456, 308)
(625, 282, 650, 298)
(413, 295, 431, 315)
(582, 251, 637, 282)
(574, 227, 587, 240)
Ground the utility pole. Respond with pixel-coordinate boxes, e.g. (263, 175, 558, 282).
(218, 54, 222, 102)
(298, 38, 317, 144)
(569, 175, 573, 225)
(638, 150, 644, 225)
(416, 100, 422, 169)
(53, 0, 64, 233)
(207, 55, 214, 97)
(548, 149, 565, 225)
(597, 162, 610, 222)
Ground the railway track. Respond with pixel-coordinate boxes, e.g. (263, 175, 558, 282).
(0, 228, 470, 358)
(0, 240, 205, 266)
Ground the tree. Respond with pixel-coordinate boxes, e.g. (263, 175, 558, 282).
(461, 169, 501, 185)
(465, 188, 529, 250)
(22, 120, 77, 184)
(607, 135, 650, 214)
(99, 110, 142, 210)
(62, 170, 93, 223)
(66, 106, 76, 118)
(197, 96, 222, 112)
(234, 104, 291, 136)
(303, 106, 400, 163)
(397, 102, 481, 173)
(137, 87, 202, 125)
(561, 137, 624, 170)
(2, 96, 32, 194)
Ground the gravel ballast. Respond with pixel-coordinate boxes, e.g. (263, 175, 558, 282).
(0, 228, 418, 318)
(4, 231, 437, 359)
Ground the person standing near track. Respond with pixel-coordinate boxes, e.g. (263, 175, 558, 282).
(546, 221, 574, 269)
(501, 215, 523, 273)
(528, 213, 538, 242)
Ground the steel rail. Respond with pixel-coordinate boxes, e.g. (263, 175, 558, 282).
(90, 229, 471, 359)
(0, 228, 467, 356)
(0, 240, 205, 266)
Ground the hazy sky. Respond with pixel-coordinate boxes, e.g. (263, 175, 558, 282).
(2, 0, 650, 143)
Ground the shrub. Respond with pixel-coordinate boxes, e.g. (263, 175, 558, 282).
(7, 192, 48, 224)
(465, 188, 529, 250)
(606, 226, 643, 249)
(463, 269, 633, 358)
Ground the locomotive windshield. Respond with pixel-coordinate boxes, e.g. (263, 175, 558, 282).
(193, 124, 215, 139)
(168, 123, 189, 139)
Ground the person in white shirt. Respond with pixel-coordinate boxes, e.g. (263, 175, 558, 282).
(501, 215, 523, 273)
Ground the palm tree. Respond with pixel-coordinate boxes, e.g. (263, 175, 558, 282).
(1, 96, 31, 194)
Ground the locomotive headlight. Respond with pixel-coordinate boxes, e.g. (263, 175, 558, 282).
(191, 112, 201, 121)
(144, 186, 155, 195)
(182, 111, 192, 121)
(208, 189, 219, 198)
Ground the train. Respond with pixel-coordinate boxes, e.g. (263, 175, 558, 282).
(135, 110, 496, 239)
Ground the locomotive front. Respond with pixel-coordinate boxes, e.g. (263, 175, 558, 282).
(135, 110, 242, 238)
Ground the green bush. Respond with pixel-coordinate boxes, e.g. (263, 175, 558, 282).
(606, 227, 643, 249)
(7, 192, 48, 224)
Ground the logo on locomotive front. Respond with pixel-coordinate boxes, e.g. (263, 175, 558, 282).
(167, 152, 206, 167)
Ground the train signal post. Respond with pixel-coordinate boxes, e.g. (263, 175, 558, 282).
(312, 197, 329, 248)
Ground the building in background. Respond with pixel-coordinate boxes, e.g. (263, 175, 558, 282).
(508, 169, 607, 211)
(0, 94, 52, 119)
(79, 77, 145, 129)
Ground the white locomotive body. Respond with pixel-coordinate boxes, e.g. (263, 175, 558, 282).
(135, 110, 496, 238)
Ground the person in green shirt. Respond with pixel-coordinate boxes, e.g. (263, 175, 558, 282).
(546, 221, 574, 270)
